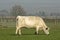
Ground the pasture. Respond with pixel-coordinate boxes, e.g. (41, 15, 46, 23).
(0, 19, 60, 40)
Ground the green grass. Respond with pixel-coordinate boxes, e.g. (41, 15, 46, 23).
(0, 21, 60, 40)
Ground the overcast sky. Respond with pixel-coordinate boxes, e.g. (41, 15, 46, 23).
(0, 0, 60, 14)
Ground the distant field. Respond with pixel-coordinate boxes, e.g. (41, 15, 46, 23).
(0, 20, 60, 40)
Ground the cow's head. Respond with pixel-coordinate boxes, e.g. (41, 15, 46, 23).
(43, 27, 49, 35)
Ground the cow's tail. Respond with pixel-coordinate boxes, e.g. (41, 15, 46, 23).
(16, 16, 19, 28)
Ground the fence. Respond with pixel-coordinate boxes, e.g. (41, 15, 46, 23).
(0, 16, 60, 28)
(0, 16, 16, 28)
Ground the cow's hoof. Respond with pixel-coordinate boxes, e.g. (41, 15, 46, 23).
(17, 34, 21, 36)
(35, 32, 39, 35)
(16, 34, 21, 36)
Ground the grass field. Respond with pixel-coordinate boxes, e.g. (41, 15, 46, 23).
(0, 21, 60, 40)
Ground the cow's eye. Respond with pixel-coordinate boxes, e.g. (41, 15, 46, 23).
(46, 28, 48, 30)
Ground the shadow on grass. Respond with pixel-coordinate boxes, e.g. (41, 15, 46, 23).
(22, 33, 46, 35)
(9, 33, 46, 36)
(9, 34, 18, 36)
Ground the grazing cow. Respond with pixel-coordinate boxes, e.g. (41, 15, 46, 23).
(16, 16, 49, 35)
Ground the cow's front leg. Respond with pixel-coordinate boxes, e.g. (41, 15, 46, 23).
(35, 27, 39, 35)
(19, 28, 21, 35)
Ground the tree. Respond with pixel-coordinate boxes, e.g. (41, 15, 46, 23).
(42, 11, 45, 16)
(39, 11, 42, 16)
(50, 13, 53, 16)
(38, 11, 46, 17)
(10, 5, 26, 17)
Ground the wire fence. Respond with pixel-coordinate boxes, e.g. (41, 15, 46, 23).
(0, 17, 60, 28)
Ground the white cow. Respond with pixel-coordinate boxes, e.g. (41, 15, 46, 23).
(16, 16, 49, 35)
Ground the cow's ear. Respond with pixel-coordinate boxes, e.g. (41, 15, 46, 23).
(46, 28, 48, 30)
(48, 27, 50, 30)
(16, 18, 18, 21)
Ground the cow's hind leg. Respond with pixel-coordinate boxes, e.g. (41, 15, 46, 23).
(15, 27, 20, 35)
(19, 28, 21, 35)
